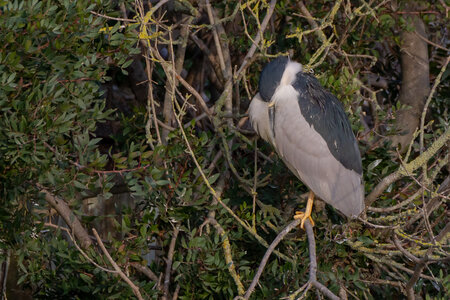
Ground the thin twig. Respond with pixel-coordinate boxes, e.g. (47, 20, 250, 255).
(173, 284, 181, 300)
(414, 32, 450, 52)
(241, 219, 302, 300)
(252, 141, 258, 230)
(363, 253, 436, 282)
(405, 222, 450, 299)
(357, 217, 400, 229)
(205, 0, 226, 73)
(365, 128, 450, 207)
(152, 0, 169, 14)
(90, 10, 137, 22)
(393, 235, 421, 263)
(359, 278, 405, 290)
(208, 217, 245, 295)
(208, 3, 233, 127)
(148, 43, 212, 117)
(419, 56, 449, 157)
(287, 221, 340, 300)
(43, 223, 116, 273)
(162, 226, 180, 300)
(368, 189, 421, 213)
(144, 49, 162, 146)
(92, 229, 144, 300)
(298, 2, 338, 63)
(235, 0, 277, 80)
(130, 262, 159, 283)
(190, 33, 225, 85)
(161, 30, 177, 142)
(172, 87, 292, 263)
(173, 71, 213, 116)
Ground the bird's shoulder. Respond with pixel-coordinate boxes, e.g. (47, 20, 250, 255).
(290, 72, 363, 174)
(292, 72, 339, 110)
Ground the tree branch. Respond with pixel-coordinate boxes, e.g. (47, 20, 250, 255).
(405, 222, 450, 299)
(287, 221, 340, 300)
(241, 219, 339, 300)
(190, 33, 225, 86)
(389, 4, 430, 151)
(365, 128, 450, 207)
(208, 217, 245, 296)
(298, 2, 338, 63)
(162, 226, 180, 300)
(130, 262, 159, 283)
(43, 223, 116, 273)
(235, 0, 277, 81)
(241, 219, 301, 299)
(92, 229, 143, 300)
(419, 56, 449, 155)
(38, 185, 92, 249)
(161, 17, 194, 142)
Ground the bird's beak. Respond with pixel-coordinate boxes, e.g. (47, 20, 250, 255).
(268, 101, 276, 138)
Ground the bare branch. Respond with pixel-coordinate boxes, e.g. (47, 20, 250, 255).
(241, 218, 301, 299)
(241, 219, 339, 300)
(162, 226, 180, 300)
(393, 235, 421, 263)
(405, 222, 450, 299)
(144, 49, 162, 147)
(235, 0, 277, 80)
(365, 128, 450, 207)
(190, 33, 225, 86)
(38, 185, 92, 249)
(92, 229, 144, 300)
(130, 262, 159, 283)
(205, 0, 226, 73)
(90, 10, 137, 22)
(208, 217, 245, 296)
(419, 56, 449, 157)
(298, 2, 338, 63)
(207, 1, 233, 128)
(152, 0, 169, 13)
(43, 223, 116, 273)
(161, 17, 194, 142)
(287, 221, 340, 300)
(172, 91, 292, 263)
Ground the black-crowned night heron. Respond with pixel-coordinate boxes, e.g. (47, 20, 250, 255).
(249, 57, 364, 228)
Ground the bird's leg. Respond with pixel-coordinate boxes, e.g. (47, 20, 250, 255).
(294, 191, 315, 229)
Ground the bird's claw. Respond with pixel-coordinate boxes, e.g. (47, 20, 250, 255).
(294, 211, 315, 229)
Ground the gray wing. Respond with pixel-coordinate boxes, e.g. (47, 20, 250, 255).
(271, 85, 364, 217)
(294, 72, 363, 174)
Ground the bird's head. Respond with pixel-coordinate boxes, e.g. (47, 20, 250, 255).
(258, 56, 303, 102)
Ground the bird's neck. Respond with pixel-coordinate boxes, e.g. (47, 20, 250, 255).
(280, 61, 302, 87)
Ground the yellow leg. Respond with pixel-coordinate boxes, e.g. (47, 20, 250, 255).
(294, 191, 315, 229)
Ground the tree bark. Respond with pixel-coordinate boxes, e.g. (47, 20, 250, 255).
(161, 16, 192, 143)
(40, 187, 92, 249)
(389, 2, 430, 152)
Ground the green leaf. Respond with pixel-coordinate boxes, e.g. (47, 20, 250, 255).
(155, 180, 170, 186)
(208, 173, 220, 185)
(172, 261, 181, 270)
(367, 159, 382, 171)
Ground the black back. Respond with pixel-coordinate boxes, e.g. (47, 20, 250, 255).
(293, 72, 363, 174)
(259, 57, 288, 102)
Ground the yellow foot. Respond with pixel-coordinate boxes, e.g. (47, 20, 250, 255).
(294, 211, 314, 229)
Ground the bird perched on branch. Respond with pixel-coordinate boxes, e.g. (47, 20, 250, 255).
(249, 57, 364, 228)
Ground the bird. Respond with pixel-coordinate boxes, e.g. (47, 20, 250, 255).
(249, 56, 364, 228)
